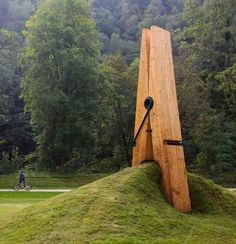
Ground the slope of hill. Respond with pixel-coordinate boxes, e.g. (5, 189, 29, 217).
(0, 163, 235, 243)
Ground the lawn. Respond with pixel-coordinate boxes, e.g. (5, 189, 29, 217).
(0, 173, 108, 189)
(0, 191, 62, 224)
(0, 172, 108, 226)
(0, 163, 235, 243)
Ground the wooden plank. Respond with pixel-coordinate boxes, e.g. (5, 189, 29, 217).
(150, 26, 182, 141)
(149, 27, 173, 204)
(145, 113, 154, 160)
(132, 25, 191, 212)
(149, 26, 191, 211)
(154, 26, 191, 212)
(161, 29, 182, 140)
(132, 29, 152, 166)
(166, 145, 191, 212)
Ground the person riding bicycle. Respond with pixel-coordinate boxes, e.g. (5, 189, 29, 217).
(19, 170, 26, 187)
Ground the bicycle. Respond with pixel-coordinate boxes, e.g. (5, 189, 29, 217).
(14, 182, 32, 191)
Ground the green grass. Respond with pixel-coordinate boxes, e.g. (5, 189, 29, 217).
(0, 203, 32, 223)
(0, 192, 61, 203)
(0, 192, 62, 226)
(0, 162, 235, 243)
(0, 173, 108, 189)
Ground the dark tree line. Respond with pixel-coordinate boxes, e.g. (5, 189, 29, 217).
(0, 0, 37, 173)
(176, 0, 236, 180)
(0, 0, 235, 183)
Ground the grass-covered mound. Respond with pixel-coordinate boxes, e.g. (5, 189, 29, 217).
(0, 163, 235, 243)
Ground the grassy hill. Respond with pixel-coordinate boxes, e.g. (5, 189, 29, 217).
(0, 163, 235, 243)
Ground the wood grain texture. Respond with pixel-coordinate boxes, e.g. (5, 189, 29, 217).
(132, 26, 191, 212)
(166, 145, 191, 212)
(145, 114, 154, 161)
(149, 26, 173, 204)
(149, 26, 191, 212)
(150, 26, 181, 141)
(132, 29, 152, 166)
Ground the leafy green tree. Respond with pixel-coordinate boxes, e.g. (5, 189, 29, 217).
(192, 113, 235, 174)
(120, 0, 150, 41)
(180, 0, 236, 72)
(175, 58, 211, 164)
(96, 55, 138, 169)
(0, 28, 34, 172)
(216, 65, 236, 118)
(0, 0, 38, 33)
(92, 0, 149, 61)
(140, 0, 184, 30)
(0, 29, 20, 148)
(176, 0, 236, 175)
(92, 0, 121, 39)
(21, 0, 101, 170)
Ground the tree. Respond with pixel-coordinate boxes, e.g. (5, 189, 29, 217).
(120, 0, 150, 41)
(21, 0, 101, 170)
(92, 0, 121, 39)
(216, 65, 236, 118)
(140, 0, 184, 30)
(0, 0, 38, 33)
(0, 29, 34, 173)
(92, 0, 149, 61)
(180, 0, 236, 72)
(176, 0, 236, 175)
(96, 55, 138, 169)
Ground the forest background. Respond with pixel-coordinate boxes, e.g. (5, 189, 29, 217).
(0, 0, 235, 185)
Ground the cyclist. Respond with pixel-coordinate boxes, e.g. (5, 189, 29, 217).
(19, 169, 26, 187)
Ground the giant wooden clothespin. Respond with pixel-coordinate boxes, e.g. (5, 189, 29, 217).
(132, 26, 191, 213)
